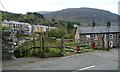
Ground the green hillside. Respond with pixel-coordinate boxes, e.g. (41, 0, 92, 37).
(1, 11, 45, 24)
(43, 7, 118, 26)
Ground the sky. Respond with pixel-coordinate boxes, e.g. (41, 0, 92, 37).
(0, 0, 119, 14)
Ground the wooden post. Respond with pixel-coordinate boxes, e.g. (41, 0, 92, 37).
(32, 25, 36, 55)
(33, 32, 35, 47)
(25, 43, 27, 56)
(40, 35, 45, 58)
(32, 25, 36, 47)
(47, 26, 49, 38)
(61, 38, 64, 56)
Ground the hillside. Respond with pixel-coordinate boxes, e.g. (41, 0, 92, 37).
(38, 11, 52, 14)
(43, 8, 118, 26)
(1, 11, 45, 24)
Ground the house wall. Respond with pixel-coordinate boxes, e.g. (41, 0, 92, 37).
(112, 33, 118, 47)
(33, 25, 57, 33)
(77, 33, 119, 48)
(90, 34, 103, 48)
(2, 21, 32, 34)
(33, 26, 48, 33)
(117, 33, 120, 47)
(95, 33, 117, 48)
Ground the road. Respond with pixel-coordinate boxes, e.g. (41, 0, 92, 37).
(2, 49, 119, 71)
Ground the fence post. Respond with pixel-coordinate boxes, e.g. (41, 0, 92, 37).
(33, 32, 36, 54)
(40, 36, 45, 58)
(32, 25, 36, 47)
(61, 38, 64, 56)
(32, 25, 36, 55)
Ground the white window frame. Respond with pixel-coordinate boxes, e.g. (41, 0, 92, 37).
(93, 34, 97, 40)
(102, 34, 106, 39)
(109, 34, 113, 39)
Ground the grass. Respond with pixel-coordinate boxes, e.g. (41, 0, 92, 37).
(64, 42, 76, 46)
(28, 61, 35, 63)
(65, 52, 76, 56)
(14, 37, 97, 58)
(44, 48, 62, 57)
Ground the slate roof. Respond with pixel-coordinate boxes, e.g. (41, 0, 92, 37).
(78, 26, 120, 34)
(3, 20, 30, 25)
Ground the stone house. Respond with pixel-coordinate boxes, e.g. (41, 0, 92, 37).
(75, 25, 120, 48)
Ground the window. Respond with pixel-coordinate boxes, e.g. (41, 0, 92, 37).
(102, 34, 106, 39)
(93, 34, 97, 40)
(118, 34, 120, 38)
(109, 34, 113, 39)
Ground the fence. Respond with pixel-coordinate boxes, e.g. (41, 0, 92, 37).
(14, 36, 64, 58)
(14, 35, 96, 58)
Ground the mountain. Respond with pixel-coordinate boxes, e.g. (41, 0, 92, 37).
(43, 7, 119, 26)
(38, 11, 52, 14)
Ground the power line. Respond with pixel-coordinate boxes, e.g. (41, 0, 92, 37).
(0, 0, 6, 11)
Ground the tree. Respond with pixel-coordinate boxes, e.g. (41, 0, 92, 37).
(49, 29, 57, 37)
(48, 25, 66, 38)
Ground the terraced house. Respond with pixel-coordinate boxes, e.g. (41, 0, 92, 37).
(2, 20, 58, 34)
(75, 22, 120, 48)
(2, 20, 32, 34)
(32, 25, 57, 33)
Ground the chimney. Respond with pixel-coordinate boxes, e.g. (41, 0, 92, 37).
(107, 21, 111, 27)
(92, 21, 95, 27)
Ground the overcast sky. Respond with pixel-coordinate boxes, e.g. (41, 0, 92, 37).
(0, 0, 119, 14)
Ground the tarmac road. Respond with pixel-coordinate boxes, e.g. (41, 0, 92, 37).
(2, 49, 119, 71)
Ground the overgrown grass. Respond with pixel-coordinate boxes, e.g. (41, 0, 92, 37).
(44, 48, 62, 57)
(14, 39, 62, 58)
(64, 42, 76, 46)
(14, 38, 94, 58)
